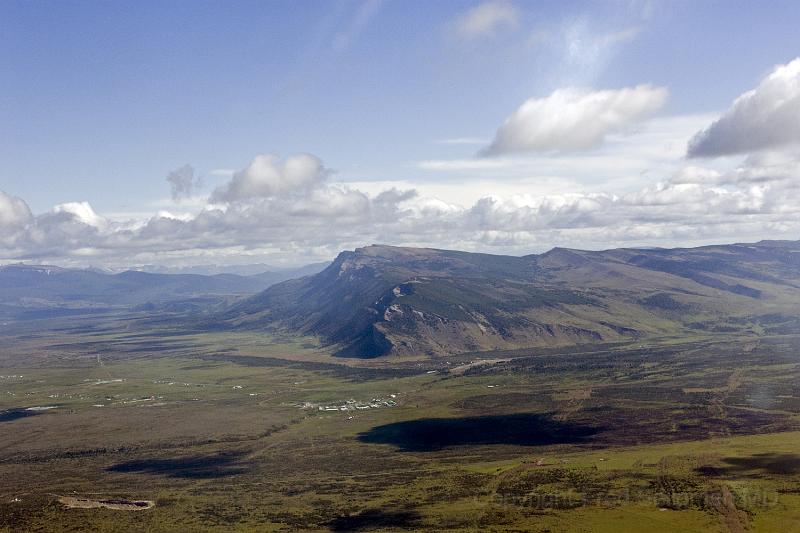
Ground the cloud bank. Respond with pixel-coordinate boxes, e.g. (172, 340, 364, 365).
(1, 146, 798, 267)
(482, 85, 668, 156)
(688, 57, 800, 157)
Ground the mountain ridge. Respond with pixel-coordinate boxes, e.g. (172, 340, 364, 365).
(224, 239, 800, 358)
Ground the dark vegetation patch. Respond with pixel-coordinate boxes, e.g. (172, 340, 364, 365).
(0, 424, 288, 466)
(97, 498, 151, 508)
(199, 353, 429, 382)
(639, 293, 690, 312)
(578, 405, 794, 446)
(464, 344, 689, 379)
(420, 472, 495, 503)
(695, 465, 721, 477)
(452, 393, 550, 412)
(594, 384, 709, 404)
(178, 362, 227, 371)
(687, 321, 749, 333)
(463, 338, 800, 382)
(597, 321, 642, 337)
(327, 508, 422, 531)
(625, 256, 764, 298)
(453, 340, 633, 363)
(0, 408, 41, 423)
(357, 413, 600, 452)
(716, 453, 800, 476)
(107, 450, 250, 479)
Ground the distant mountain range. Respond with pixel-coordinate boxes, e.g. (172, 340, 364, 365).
(223, 240, 800, 358)
(0, 262, 327, 319)
(133, 262, 330, 277)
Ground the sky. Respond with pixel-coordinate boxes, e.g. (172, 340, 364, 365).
(1, 0, 800, 268)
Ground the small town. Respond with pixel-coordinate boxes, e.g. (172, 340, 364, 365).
(296, 395, 398, 412)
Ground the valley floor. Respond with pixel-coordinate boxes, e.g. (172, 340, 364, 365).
(1, 313, 799, 532)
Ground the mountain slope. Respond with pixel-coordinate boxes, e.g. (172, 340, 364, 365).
(225, 240, 800, 358)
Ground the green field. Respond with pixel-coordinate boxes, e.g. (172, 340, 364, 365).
(1, 313, 799, 532)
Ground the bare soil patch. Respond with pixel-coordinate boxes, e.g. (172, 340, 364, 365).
(57, 495, 154, 511)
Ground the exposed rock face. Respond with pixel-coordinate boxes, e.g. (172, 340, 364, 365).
(224, 241, 800, 358)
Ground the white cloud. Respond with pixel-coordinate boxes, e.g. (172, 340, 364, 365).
(52, 202, 105, 228)
(688, 57, 800, 157)
(420, 115, 716, 185)
(454, 1, 519, 39)
(669, 166, 723, 185)
(0, 191, 33, 251)
(0, 191, 32, 229)
(210, 153, 330, 203)
(481, 85, 668, 156)
(1, 148, 798, 267)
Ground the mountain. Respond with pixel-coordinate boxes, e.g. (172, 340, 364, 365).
(134, 261, 329, 277)
(0, 263, 321, 319)
(223, 240, 800, 358)
(246, 262, 330, 286)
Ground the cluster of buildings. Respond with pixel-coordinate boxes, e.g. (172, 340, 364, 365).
(298, 395, 398, 412)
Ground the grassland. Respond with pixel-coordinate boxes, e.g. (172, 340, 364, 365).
(1, 312, 799, 532)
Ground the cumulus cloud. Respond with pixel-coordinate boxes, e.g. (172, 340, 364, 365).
(0, 191, 33, 251)
(481, 85, 668, 156)
(166, 164, 200, 201)
(210, 153, 330, 203)
(454, 1, 519, 39)
(53, 202, 106, 228)
(0, 191, 32, 229)
(688, 57, 800, 157)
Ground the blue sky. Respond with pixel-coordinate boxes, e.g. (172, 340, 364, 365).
(1, 1, 800, 266)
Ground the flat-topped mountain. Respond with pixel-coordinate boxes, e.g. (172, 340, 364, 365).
(224, 240, 800, 358)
